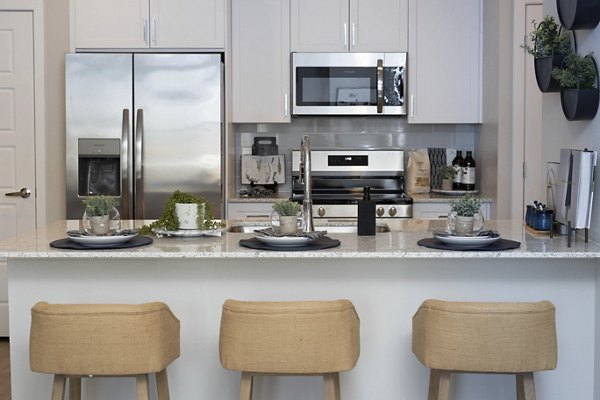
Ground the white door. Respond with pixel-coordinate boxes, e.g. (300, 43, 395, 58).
(0, 11, 36, 242)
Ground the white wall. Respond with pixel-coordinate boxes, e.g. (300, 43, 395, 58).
(543, 1, 600, 242)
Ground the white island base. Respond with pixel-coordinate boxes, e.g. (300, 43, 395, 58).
(8, 256, 600, 400)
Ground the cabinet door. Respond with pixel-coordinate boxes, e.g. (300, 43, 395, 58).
(228, 202, 275, 220)
(72, 0, 150, 48)
(150, 0, 225, 48)
(291, 0, 349, 52)
(232, 0, 290, 123)
(350, 0, 408, 52)
(408, 0, 482, 123)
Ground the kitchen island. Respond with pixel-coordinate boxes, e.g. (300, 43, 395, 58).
(1, 220, 599, 400)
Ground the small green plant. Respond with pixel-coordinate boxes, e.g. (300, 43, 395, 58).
(82, 195, 117, 217)
(522, 16, 572, 58)
(451, 193, 481, 217)
(441, 165, 457, 181)
(272, 200, 301, 216)
(138, 190, 220, 235)
(551, 53, 597, 89)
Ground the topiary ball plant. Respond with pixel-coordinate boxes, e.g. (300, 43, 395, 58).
(272, 200, 302, 216)
(82, 195, 118, 217)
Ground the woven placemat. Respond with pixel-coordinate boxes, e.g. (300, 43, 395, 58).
(239, 236, 340, 251)
(417, 238, 521, 251)
(50, 235, 153, 250)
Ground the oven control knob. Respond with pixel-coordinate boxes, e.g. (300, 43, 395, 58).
(376, 207, 385, 217)
(388, 206, 397, 217)
(317, 207, 326, 217)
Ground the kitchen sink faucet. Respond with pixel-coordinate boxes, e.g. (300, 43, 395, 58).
(300, 135, 315, 232)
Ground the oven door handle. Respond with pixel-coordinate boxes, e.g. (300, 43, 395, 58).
(376, 59, 384, 114)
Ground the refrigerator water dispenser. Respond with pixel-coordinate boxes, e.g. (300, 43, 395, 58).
(78, 138, 120, 197)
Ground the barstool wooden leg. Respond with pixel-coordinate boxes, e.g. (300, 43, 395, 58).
(51, 375, 66, 400)
(516, 372, 536, 400)
(427, 369, 451, 400)
(156, 369, 170, 400)
(240, 372, 253, 400)
(136, 374, 151, 400)
(69, 376, 81, 400)
(323, 372, 341, 400)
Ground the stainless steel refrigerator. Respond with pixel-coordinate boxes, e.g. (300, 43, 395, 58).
(66, 53, 223, 220)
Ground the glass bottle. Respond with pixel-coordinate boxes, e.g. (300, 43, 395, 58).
(462, 151, 476, 191)
(451, 151, 464, 190)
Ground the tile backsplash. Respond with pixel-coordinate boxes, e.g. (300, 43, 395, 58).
(234, 117, 476, 194)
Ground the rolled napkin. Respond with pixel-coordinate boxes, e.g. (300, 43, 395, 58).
(433, 230, 500, 238)
(253, 227, 327, 240)
(67, 229, 138, 237)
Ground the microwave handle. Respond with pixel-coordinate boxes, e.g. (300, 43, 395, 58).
(376, 59, 384, 113)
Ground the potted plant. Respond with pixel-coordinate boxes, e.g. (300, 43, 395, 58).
(271, 200, 302, 234)
(551, 53, 599, 120)
(139, 191, 219, 235)
(440, 166, 456, 191)
(82, 195, 119, 236)
(557, 0, 600, 30)
(448, 193, 483, 235)
(522, 16, 572, 92)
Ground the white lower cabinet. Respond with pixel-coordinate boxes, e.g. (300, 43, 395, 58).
(0, 260, 7, 337)
(413, 202, 491, 220)
(228, 202, 275, 220)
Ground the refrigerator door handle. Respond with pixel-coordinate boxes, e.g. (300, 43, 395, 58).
(135, 109, 144, 219)
(121, 109, 131, 218)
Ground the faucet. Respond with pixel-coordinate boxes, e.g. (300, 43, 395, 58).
(300, 135, 315, 232)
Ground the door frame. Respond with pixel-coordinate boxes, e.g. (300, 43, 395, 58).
(0, 0, 46, 225)
(511, 0, 543, 220)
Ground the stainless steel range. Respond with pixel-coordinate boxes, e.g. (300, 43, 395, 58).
(291, 149, 412, 219)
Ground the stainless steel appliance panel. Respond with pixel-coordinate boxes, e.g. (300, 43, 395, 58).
(66, 53, 133, 218)
(133, 54, 223, 219)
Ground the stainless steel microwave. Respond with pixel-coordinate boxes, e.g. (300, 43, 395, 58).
(292, 52, 407, 116)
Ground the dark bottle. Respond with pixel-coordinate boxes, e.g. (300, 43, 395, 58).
(357, 186, 376, 236)
(451, 151, 464, 190)
(462, 150, 476, 191)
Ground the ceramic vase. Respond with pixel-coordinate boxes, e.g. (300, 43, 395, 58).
(82, 207, 120, 236)
(176, 203, 205, 230)
(278, 215, 299, 234)
(453, 215, 475, 235)
(441, 179, 453, 190)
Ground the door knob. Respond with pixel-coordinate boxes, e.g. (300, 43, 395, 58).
(5, 188, 31, 198)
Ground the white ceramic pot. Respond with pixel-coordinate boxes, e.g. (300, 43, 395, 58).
(453, 215, 475, 235)
(176, 203, 205, 230)
(90, 215, 110, 236)
(278, 215, 300, 234)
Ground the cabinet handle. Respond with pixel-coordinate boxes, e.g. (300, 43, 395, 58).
(152, 18, 157, 45)
(351, 23, 356, 48)
(343, 23, 348, 47)
(284, 94, 289, 117)
(410, 94, 414, 118)
(143, 18, 148, 45)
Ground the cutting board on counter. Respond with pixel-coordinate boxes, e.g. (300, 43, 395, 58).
(241, 155, 285, 185)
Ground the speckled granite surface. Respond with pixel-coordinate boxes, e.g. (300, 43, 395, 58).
(1, 219, 598, 259)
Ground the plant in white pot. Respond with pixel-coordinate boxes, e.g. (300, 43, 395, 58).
(138, 191, 220, 235)
(448, 193, 483, 236)
(272, 200, 302, 234)
(82, 195, 120, 236)
(440, 166, 456, 191)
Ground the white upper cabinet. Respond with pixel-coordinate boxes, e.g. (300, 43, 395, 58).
(231, 0, 290, 123)
(291, 0, 407, 52)
(408, 0, 482, 124)
(71, 0, 225, 49)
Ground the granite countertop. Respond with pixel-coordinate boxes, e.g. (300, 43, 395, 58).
(1, 220, 599, 259)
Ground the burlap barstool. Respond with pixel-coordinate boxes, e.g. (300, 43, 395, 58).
(219, 299, 360, 400)
(30, 301, 180, 400)
(412, 299, 557, 400)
